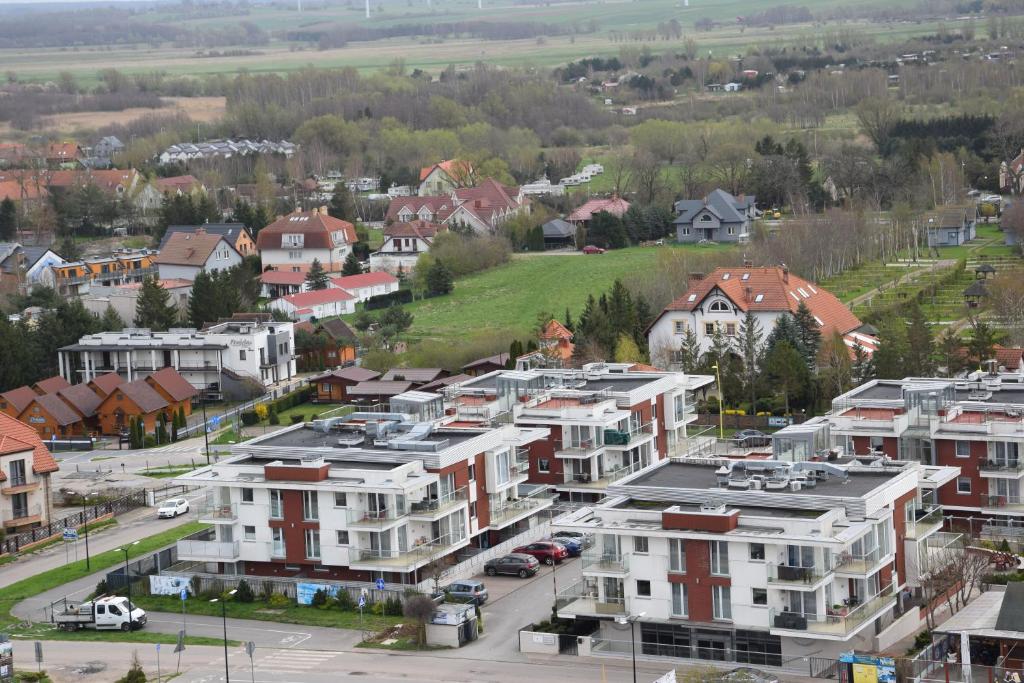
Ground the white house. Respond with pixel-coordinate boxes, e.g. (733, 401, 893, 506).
(369, 220, 445, 275)
(646, 266, 875, 369)
(329, 271, 399, 304)
(268, 288, 355, 322)
(256, 208, 357, 274)
(418, 159, 473, 196)
(152, 229, 242, 281)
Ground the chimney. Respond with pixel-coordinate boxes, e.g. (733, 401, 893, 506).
(743, 258, 753, 268)
(744, 286, 752, 302)
(688, 272, 705, 284)
(781, 264, 789, 283)
(320, 205, 328, 214)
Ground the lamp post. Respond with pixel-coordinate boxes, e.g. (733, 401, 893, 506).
(711, 363, 724, 439)
(211, 589, 237, 683)
(81, 493, 93, 570)
(615, 611, 646, 683)
(114, 541, 140, 627)
(201, 367, 211, 465)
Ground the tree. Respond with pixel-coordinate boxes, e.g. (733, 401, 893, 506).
(134, 277, 179, 331)
(305, 259, 329, 290)
(675, 327, 701, 373)
(737, 311, 763, 412)
(966, 318, 1001, 367)
(937, 329, 966, 377)
(328, 182, 358, 222)
(855, 97, 902, 154)
(904, 302, 936, 376)
(872, 317, 909, 380)
(586, 211, 628, 249)
(425, 260, 454, 297)
(379, 304, 413, 338)
(851, 343, 875, 385)
(188, 271, 220, 328)
(403, 594, 438, 649)
(115, 651, 147, 683)
(341, 252, 362, 277)
(818, 331, 854, 402)
(613, 333, 643, 363)
(792, 302, 821, 371)
(0, 197, 15, 241)
(763, 341, 809, 415)
(99, 305, 124, 331)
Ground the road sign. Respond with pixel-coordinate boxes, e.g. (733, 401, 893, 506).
(375, 578, 385, 591)
(62, 529, 78, 541)
(34, 642, 42, 664)
(180, 589, 188, 601)
(357, 595, 366, 609)
(156, 643, 161, 652)
(245, 641, 255, 658)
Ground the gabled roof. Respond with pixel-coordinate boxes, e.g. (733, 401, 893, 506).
(462, 352, 510, 371)
(160, 223, 250, 251)
(673, 188, 752, 225)
(89, 372, 124, 397)
(317, 318, 358, 343)
(310, 366, 381, 384)
(540, 319, 574, 341)
(652, 267, 862, 339)
(256, 209, 357, 250)
(145, 367, 198, 403)
(56, 383, 103, 418)
(419, 374, 473, 393)
(386, 196, 455, 223)
(25, 393, 82, 426)
(419, 159, 473, 183)
(347, 380, 415, 397)
(383, 220, 445, 239)
(154, 175, 204, 194)
(330, 272, 398, 291)
(260, 270, 307, 286)
(0, 386, 40, 415)
(926, 206, 974, 230)
(112, 380, 170, 414)
(567, 196, 631, 222)
(154, 230, 238, 267)
(542, 218, 575, 238)
(452, 178, 521, 214)
(34, 375, 71, 395)
(381, 368, 446, 383)
(279, 288, 354, 308)
(0, 412, 59, 475)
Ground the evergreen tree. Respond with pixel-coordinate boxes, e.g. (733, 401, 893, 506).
(792, 302, 822, 370)
(764, 341, 809, 415)
(738, 311, 763, 413)
(425, 260, 454, 296)
(967, 319, 1001, 367)
(936, 329, 965, 377)
(851, 342, 876, 385)
(188, 271, 221, 328)
(614, 333, 643, 363)
(99, 305, 124, 331)
(341, 252, 362, 277)
(328, 182, 358, 222)
(606, 280, 636, 342)
(0, 197, 15, 240)
(305, 259, 329, 290)
(587, 211, 628, 249)
(563, 307, 574, 333)
(58, 235, 81, 261)
(508, 340, 523, 366)
(135, 276, 179, 331)
(633, 294, 653, 348)
(872, 317, 909, 380)
(675, 326, 701, 373)
(904, 301, 935, 376)
(765, 313, 805, 359)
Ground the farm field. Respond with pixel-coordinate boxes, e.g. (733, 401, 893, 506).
(0, 97, 227, 137)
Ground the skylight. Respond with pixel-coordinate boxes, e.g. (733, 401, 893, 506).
(722, 273, 730, 280)
(813, 316, 824, 326)
(687, 294, 697, 302)
(754, 294, 764, 302)
(741, 273, 750, 280)
(798, 288, 809, 298)
(789, 292, 800, 302)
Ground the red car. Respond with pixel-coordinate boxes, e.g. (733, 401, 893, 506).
(582, 245, 606, 254)
(513, 541, 569, 565)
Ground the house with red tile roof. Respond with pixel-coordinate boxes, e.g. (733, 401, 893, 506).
(260, 269, 307, 299)
(256, 208, 357, 274)
(0, 386, 39, 418)
(17, 393, 87, 439)
(385, 196, 456, 225)
(33, 375, 71, 395)
(154, 229, 243, 281)
(369, 220, 446, 274)
(329, 271, 399, 303)
(418, 159, 473, 196)
(267, 287, 356, 322)
(646, 266, 876, 369)
(446, 179, 528, 233)
(539, 320, 575, 362)
(154, 175, 205, 196)
(95, 379, 170, 436)
(144, 367, 197, 419)
(567, 196, 631, 227)
(0, 412, 59, 531)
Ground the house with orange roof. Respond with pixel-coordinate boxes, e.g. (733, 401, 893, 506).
(161, 223, 255, 258)
(645, 266, 877, 369)
(256, 208, 357, 273)
(17, 393, 87, 439)
(46, 142, 84, 168)
(418, 159, 473, 196)
(260, 269, 306, 299)
(0, 386, 39, 418)
(87, 372, 125, 399)
(329, 271, 399, 303)
(539, 320, 575, 362)
(154, 175, 205, 196)
(446, 179, 529, 234)
(0, 412, 59, 531)
(144, 367, 197, 418)
(567, 196, 631, 228)
(95, 379, 170, 436)
(385, 197, 456, 225)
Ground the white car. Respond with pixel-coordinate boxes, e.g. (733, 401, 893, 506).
(157, 498, 189, 518)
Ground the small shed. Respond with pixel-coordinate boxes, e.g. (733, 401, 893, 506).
(426, 603, 478, 648)
(964, 280, 988, 308)
(975, 263, 996, 280)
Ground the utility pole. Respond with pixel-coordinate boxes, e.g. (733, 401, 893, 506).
(365, 0, 370, 19)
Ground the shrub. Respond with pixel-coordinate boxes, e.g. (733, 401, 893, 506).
(95, 578, 109, 597)
(268, 405, 280, 425)
(114, 653, 146, 683)
(143, 435, 156, 448)
(335, 590, 355, 611)
(267, 592, 291, 608)
(254, 404, 269, 421)
(311, 589, 328, 607)
(235, 579, 255, 603)
(240, 411, 258, 426)
(290, 414, 304, 424)
(1000, 539, 1012, 553)
(384, 596, 402, 616)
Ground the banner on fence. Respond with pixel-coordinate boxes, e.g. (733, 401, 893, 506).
(296, 583, 340, 605)
(841, 653, 896, 683)
(150, 575, 191, 596)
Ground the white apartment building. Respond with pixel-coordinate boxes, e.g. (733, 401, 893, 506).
(57, 317, 296, 398)
(444, 363, 715, 502)
(553, 456, 959, 665)
(174, 399, 552, 582)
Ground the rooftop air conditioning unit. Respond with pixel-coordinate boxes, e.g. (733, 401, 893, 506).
(790, 480, 802, 492)
(700, 502, 727, 514)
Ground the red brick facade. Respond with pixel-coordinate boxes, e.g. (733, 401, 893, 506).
(667, 540, 731, 623)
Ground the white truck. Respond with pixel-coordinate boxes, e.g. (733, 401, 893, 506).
(52, 596, 147, 631)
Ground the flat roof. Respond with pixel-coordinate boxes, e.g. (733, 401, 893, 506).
(626, 462, 899, 499)
(578, 376, 661, 392)
(236, 454, 401, 471)
(614, 499, 822, 520)
(850, 382, 905, 400)
(254, 424, 482, 451)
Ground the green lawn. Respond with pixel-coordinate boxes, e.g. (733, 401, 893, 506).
(261, 402, 353, 427)
(209, 429, 251, 446)
(140, 466, 196, 479)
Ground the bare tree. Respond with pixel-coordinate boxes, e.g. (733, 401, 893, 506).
(403, 595, 439, 648)
(855, 96, 902, 152)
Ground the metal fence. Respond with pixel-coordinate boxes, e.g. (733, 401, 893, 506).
(178, 380, 310, 439)
(105, 547, 179, 591)
(0, 490, 146, 555)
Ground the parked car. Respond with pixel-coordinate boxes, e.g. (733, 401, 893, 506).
(513, 541, 568, 565)
(552, 530, 593, 548)
(735, 429, 771, 447)
(582, 245, 606, 254)
(157, 498, 189, 518)
(484, 553, 540, 578)
(544, 536, 582, 557)
(444, 579, 488, 605)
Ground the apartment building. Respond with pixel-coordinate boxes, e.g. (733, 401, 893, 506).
(444, 363, 715, 503)
(553, 456, 959, 665)
(174, 397, 552, 582)
(57, 317, 295, 398)
(0, 413, 59, 532)
(51, 249, 156, 297)
(825, 370, 1024, 537)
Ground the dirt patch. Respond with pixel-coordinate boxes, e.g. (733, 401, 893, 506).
(0, 96, 226, 136)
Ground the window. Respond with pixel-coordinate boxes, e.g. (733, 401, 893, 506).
(337, 530, 349, 545)
(705, 322, 715, 335)
(636, 579, 651, 597)
(8, 459, 26, 486)
(633, 536, 649, 554)
(269, 490, 283, 519)
(669, 538, 686, 573)
(710, 541, 729, 576)
(752, 588, 767, 606)
(241, 488, 253, 504)
(713, 585, 732, 620)
(334, 492, 347, 507)
(239, 349, 246, 361)
(955, 441, 971, 458)
(302, 491, 319, 520)
(243, 525, 256, 541)
(468, 464, 475, 481)
(957, 477, 972, 494)
(671, 583, 688, 617)
(699, 214, 713, 222)
(680, 227, 691, 236)
(709, 301, 729, 312)
(538, 458, 550, 473)
(725, 323, 736, 336)
(749, 543, 765, 561)
(727, 226, 736, 235)
(271, 528, 285, 557)
(305, 529, 321, 559)
(869, 436, 885, 451)
(674, 320, 686, 334)
(470, 501, 477, 518)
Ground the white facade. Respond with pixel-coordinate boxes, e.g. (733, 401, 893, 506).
(82, 283, 191, 325)
(155, 240, 243, 282)
(330, 276, 399, 304)
(648, 299, 781, 367)
(260, 245, 349, 274)
(369, 236, 432, 275)
(267, 292, 355, 321)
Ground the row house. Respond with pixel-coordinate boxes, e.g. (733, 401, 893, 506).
(825, 370, 1024, 539)
(443, 363, 715, 504)
(51, 250, 156, 297)
(0, 413, 60, 532)
(553, 456, 959, 666)
(174, 396, 552, 582)
(385, 179, 529, 235)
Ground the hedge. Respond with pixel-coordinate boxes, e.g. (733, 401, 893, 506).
(240, 411, 259, 426)
(364, 289, 413, 311)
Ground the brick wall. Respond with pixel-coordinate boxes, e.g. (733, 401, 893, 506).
(935, 438, 985, 508)
(666, 539, 731, 623)
(268, 489, 320, 565)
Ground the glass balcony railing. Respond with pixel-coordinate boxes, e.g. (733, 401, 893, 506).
(556, 580, 627, 617)
(980, 459, 1024, 473)
(604, 422, 654, 447)
(766, 562, 833, 586)
(582, 548, 630, 574)
(177, 538, 240, 561)
(346, 506, 407, 527)
(409, 487, 468, 517)
(906, 506, 944, 540)
(556, 440, 602, 458)
(769, 582, 897, 637)
(350, 532, 467, 569)
(835, 546, 888, 574)
(985, 495, 1024, 510)
(197, 501, 238, 523)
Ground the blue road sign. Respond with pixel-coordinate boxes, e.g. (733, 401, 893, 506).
(180, 589, 188, 601)
(358, 595, 366, 609)
(62, 529, 78, 541)
(375, 578, 385, 591)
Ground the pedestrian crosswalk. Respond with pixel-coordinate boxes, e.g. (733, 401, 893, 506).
(255, 649, 337, 673)
(149, 443, 204, 455)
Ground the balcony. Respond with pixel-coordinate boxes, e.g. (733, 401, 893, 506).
(581, 548, 630, 575)
(769, 582, 897, 640)
(556, 581, 627, 619)
(7, 503, 42, 524)
(488, 494, 552, 528)
(905, 506, 944, 540)
(409, 487, 468, 520)
(177, 363, 220, 372)
(177, 537, 240, 562)
(603, 422, 654, 449)
(766, 562, 832, 587)
(1, 476, 39, 495)
(349, 532, 469, 571)
(197, 501, 238, 524)
(346, 506, 408, 529)
(983, 495, 1024, 512)
(555, 440, 604, 459)
(980, 459, 1024, 477)
(835, 546, 891, 575)
(561, 460, 645, 489)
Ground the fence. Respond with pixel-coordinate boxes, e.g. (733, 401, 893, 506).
(178, 379, 309, 439)
(45, 439, 94, 452)
(0, 490, 147, 555)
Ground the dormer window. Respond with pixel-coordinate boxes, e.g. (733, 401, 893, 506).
(709, 301, 730, 312)
(699, 214, 713, 222)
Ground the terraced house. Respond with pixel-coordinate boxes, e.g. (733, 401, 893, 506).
(174, 392, 552, 582)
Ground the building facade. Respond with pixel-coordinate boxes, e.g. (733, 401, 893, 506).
(257, 209, 357, 274)
(0, 413, 59, 532)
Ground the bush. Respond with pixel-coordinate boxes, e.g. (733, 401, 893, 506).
(114, 653, 146, 683)
(240, 411, 258, 426)
(95, 578, 109, 597)
(384, 596, 402, 616)
(254, 404, 269, 421)
(268, 406, 280, 425)
(235, 579, 255, 603)
(268, 592, 291, 608)
(290, 414, 304, 424)
(364, 289, 414, 311)
(143, 435, 156, 448)
(311, 589, 328, 607)
(336, 590, 355, 611)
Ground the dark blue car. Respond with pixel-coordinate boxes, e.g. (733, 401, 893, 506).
(545, 536, 582, 557)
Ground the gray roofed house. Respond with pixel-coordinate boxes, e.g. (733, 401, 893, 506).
(925, 206, 977, 247)
(159, 223, 252, 251)
(674, 188, 757, 244)
(94, 136, 125, 159)
(542, 218, 576, 249)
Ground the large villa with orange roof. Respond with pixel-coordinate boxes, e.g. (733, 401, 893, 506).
(0, 412, 59, 531)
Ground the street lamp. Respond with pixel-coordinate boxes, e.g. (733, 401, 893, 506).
(114, 541, 140, 627)
(615, 611, 646, 683)
(711, 364, 724, 439)
(81, 492, 94, 570)
(211, 588, 238, 683)
(201, 367, 211, 465)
